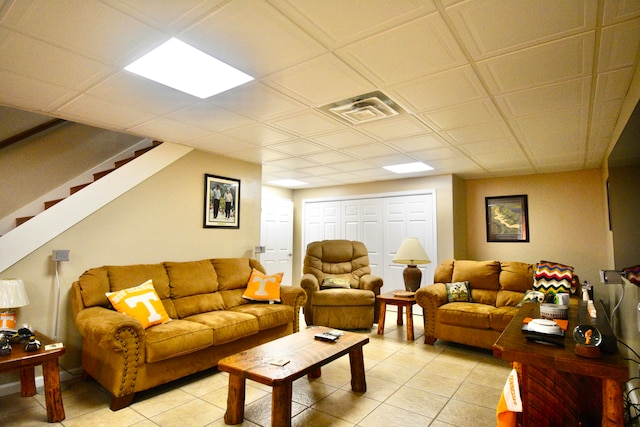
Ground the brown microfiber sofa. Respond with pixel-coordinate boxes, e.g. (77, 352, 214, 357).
(71, 258, 306, 410)
(415, 259, 537, 350)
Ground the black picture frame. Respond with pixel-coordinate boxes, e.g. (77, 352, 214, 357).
(204, 174, 240, 228)
(485, 195, 529, 242)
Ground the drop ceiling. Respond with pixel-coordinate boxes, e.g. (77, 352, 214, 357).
(0, 0, 639, 188)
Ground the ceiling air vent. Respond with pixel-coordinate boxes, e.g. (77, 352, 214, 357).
(319, 91, 404, 125)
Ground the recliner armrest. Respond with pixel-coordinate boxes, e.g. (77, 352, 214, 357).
(359, 274, 383, 292)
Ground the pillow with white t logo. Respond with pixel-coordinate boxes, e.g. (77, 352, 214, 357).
(243, 269, 283, 303)
(106, 279, 171, 328)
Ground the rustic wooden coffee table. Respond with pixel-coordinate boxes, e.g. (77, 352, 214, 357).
(218, 326, 368, 426)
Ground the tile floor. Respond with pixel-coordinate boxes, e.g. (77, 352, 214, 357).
(1, 310, 511, 426)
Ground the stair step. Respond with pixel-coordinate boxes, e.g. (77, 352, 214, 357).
(134, 146, 155, 157)
(70, 182, 90, 194)
(93, 168, 115, 181)
(44, 198, 64, 210)
(114, 156, 135, 168)
(16, 216, 34, 226)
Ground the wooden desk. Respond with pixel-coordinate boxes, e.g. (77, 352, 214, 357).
(376, 291, 416, 341)
(0, 331, 66, 422)
(493, 301, 628, 427)
(218, 326, 368, 427)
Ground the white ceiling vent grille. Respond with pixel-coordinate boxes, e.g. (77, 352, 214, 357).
(319, 91, 405, 125)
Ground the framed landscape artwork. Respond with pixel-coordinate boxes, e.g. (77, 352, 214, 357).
(485, 195, 529, 242)
(204, 174, 240, 228)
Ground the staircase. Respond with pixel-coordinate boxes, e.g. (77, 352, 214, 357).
(14, 141, 162, 228)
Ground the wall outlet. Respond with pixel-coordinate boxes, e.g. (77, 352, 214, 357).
(52, 250, 69, 262)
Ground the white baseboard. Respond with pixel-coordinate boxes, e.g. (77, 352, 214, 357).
(0, 367, 83, 397)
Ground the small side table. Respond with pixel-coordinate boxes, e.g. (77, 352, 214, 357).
(0, 331, 66, 422)
(376, 291, 417, 341)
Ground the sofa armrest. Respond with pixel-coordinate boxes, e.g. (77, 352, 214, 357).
(74, 306, 146, 357)
(360, 274, 383, 293)
(415, 283, 448, 342)
(279, 285, 307, 333)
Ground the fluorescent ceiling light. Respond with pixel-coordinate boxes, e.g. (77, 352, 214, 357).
(384, 162, 433, 174)
(268, 179, 308, 187)
(125, 38, 253, 99)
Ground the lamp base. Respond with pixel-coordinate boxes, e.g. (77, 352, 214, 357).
(403, 265, 422, 292)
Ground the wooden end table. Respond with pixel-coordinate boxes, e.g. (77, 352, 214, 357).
(376, 291, 417, 341)
(0, 331, 66, 422)
(218, 326, 368, 427)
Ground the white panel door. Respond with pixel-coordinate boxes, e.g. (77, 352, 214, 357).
(303, 200, 340, 252)
(340, 198, 383, 276)
(260, 198, 293, 284)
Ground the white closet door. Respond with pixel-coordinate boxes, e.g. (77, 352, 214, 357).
(303, 200, 340, 248)
(342, 198, 383, 276)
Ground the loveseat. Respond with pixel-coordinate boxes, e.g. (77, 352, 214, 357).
(415, 259, 577, 350)
(71, 258, 306, 410)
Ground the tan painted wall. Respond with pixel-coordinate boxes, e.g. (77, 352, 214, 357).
(0, 150, 262, 379)
(291, 174, 457, 283)
(465, 169, 607, 285)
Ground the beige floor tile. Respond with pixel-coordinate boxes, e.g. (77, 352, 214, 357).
(150, 398, 225, 427)
(243, 394, 307, 427)
(384, 385, 449, 418)
(63, 406, 147, 427)
(201, 382, 269, 410)
(3, 404, 57, 427)
(291, 377, 337, 406)
(340, 374, 401, 402)
(310, 363, 352, 388)
(465, 359, 511, 390)
(292, 407, 354, 427)
(179, 371, 229, 397)
(358, 402, 433, 427)
(405, 371, 463, 398)
(452, 382, 503, 410)
(365, 360, 422, 385)
(0, 393, 41, 416)
(435, 398, 497, 427)
(421, 356, 475, 381)
(131, 388, 197, 418)
(312, 389, 379, 424)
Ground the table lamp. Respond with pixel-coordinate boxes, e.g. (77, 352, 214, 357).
(393, 237, 431, 292)
(0, 278, 30, 331)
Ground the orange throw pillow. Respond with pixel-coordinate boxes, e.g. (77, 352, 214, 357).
(243, 269, 283, 303)
(106, 280, 171, 328)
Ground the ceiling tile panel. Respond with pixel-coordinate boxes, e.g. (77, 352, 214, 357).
(412, 146, 463, 162)
(514, 107, 588, 152)
(1, 0, 164, 64)
(303, 151, 357, 164)
(166, 103, 254, 132)
(388, 134, 448, 152)
(341, 143, 399, 159)
(264, 54, 374, 106)
(270, 140, 327, 156)
(477, 33, 595, 94)
(365, 154, 418, 167)
(224, 124, 294, 146)
(421, 98, 502, 130)
(330, 160, 378, 172)
(445, 0, 596, 59)
(129, 117, 212, 142)
(597, 19, 640, 73)
(0, 70, 78, 112)
(272, 0, 436, 48)
(310, 129, 377, 149)
(266, 157, 318, 170)
(595, 68, 635, 102)
(390, 66, 487, 112)
(602, 1, 640, 26)
(57, 95, 154, 130)
(181, 0, 326, 77)
(358, 116, 433, 140)
(189, 134, 258, 155)
(457, 137, 521, 156)
(496, 78, 591, 117)
(271, 110, 344, 136)
(210, 82, 305, 121)
(592, 99, 624, 123)
(337, 13, 467, 85)
(474, 149, 530, 169)
(443, 121, 513, 144)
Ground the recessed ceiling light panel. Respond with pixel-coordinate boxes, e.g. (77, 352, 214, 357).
(125, 38, 253, 99)
(383, 162, 433, 174)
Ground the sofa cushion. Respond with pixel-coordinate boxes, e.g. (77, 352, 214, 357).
(437, 302, 492, 329)
(165, 260, 219, 298)
(106, 280, 171, 329)
(434, 259, 455, 283)
(312, 289, 375, 306)
(78, 267, 110, 308)
(232, 304, 293, 330)
(499, 262, 534, 292)
(213, 258, 256, 291)
(451, 260, 500, 306)
(490, 306, 519, 331)
(496, 290, 526, 307)
(144, 319, 213, 363)
(243, 269, 282, 302)
(107, 264, 170, 297)
(184, 311, 259, 345)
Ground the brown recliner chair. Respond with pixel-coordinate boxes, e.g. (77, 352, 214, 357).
(301, 240, 383, 329)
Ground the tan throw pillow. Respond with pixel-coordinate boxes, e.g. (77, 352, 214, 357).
(106, 280, 171, 329)
(321, 276, 351, 289)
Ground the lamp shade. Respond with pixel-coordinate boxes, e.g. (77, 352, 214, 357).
(393, 237, 431, 265)
(0, 279, 30, 309)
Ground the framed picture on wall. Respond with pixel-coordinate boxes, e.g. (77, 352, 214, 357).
(204, 174, 240, 228)
(485, 195, 529, 242)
